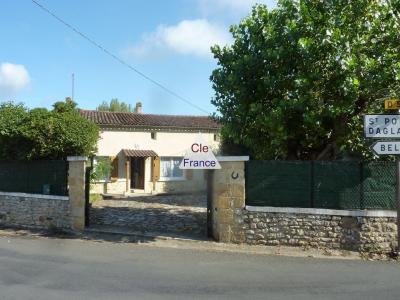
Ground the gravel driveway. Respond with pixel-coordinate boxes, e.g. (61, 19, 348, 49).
(89, 193, 207, 238)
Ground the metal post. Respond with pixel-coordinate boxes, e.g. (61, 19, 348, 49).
(360, 161, 364, 210)
(396, 158, 400, 254)
(206, 169, 214, 238)
(310, 161, 315, 208)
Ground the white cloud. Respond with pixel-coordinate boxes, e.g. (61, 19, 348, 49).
(0, 62, 30, 94)
(125, 19, 232, 59)
(198, 0, 276, 17)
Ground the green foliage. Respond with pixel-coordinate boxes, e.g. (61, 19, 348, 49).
(0, 100, 99, 160)
(52, 97, 77, 113)
(97, 98, 134, 112)
(211, 1, 400, 160)
(91, 157, 112, 182)
(0, 102, 31, 160)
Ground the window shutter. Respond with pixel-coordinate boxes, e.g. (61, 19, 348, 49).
(153, 157, 160, 181)
(110, 156, 119, 181)
(186, 169, 193, 180)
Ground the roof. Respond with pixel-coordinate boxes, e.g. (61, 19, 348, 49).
(122, 149, 158, 157)
(79, 110, 220, 131)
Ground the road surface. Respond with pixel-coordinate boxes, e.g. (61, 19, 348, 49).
(0, 234, 399, 300)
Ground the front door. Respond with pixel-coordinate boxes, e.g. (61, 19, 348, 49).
(131, 157, 145, 189)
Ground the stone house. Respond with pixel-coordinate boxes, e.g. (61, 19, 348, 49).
(80, 103, 220, 194)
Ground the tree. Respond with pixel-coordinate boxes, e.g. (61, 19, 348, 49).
(52, 97, 77, 113)
(96, 98, 134, 112)
(0, 102, 31, 160)
(0, 100, 99, 160)
(91, 157, 112, 182)
(211, 1, 400, 160)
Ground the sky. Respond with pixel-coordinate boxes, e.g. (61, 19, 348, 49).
(0, 0, 276, 115)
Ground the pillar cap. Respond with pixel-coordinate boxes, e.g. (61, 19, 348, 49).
(216, 156, 249, 162)
(67, 156, 88, 161)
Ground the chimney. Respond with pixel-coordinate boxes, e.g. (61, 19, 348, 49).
(135, 102, 142, 113)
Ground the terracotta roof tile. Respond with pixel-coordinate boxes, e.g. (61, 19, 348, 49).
(79, 110, 219, 130)
(122, 149, 158, 157)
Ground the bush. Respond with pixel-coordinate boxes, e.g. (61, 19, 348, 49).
(0, 101, 99, 160)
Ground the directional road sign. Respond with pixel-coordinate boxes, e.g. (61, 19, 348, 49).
(371, 141, 400, 155)
(385, 99, 400, 110)
(364, 114, 400, 138)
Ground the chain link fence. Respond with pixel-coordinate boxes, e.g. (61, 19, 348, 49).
(246, 161, 396, 210)
(0, 160, 68, 196)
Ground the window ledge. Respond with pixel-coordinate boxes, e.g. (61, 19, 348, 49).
(159, 177, 186, 182)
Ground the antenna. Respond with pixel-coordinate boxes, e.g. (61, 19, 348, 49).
(71, 73, 75, 100)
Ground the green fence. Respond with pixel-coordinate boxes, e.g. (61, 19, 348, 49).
(0, 160, 68, 196)
(245, 161, 396, 210)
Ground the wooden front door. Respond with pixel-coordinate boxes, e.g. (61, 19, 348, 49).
(130, 157, 145, 189)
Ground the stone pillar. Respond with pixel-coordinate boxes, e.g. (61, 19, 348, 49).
(67, 156, 87, 231)
(210, 156, 249, 243)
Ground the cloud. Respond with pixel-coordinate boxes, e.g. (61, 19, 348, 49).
(0, 62, 30, 94)
(124, 19, 232, 59)
(198, 0, 276, 16)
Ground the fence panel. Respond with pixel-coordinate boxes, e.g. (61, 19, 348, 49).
(246, 160, 312, 207)
(0, 160, 68, 196)
(246, 160, 396, 210)
(313, 161, 361, 209)
(363, 162, 396, 209)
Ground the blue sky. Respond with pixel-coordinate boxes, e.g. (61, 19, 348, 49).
(0, 0, 276, 115)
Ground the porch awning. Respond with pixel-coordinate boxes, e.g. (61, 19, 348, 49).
(122, 149, 158, 157)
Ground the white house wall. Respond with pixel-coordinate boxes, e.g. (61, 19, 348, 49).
(97, 129, 219, 157)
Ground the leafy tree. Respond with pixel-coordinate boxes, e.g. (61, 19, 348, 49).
(96, 98, 134, 112)
(211, 1, 400, 160)
(91, 157, 112, 182)
(52, 97, 77, 113)
(0, 100, 99, 160)
(0, 102, 31, 160)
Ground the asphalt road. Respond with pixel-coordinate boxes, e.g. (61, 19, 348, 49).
(0, 235, 399, 300)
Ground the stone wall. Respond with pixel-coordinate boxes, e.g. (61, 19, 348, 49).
(0, 192, 70, 229)
(209, 158, 398, 254)
(0, 156, 87, 232)
(91, 180, 126, 194)
(91, 171, 207, 195)
(241, 207, 398, 252)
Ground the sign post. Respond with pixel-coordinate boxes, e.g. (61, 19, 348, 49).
(364, 111, 400, 255)
(397, 158, 400, 256)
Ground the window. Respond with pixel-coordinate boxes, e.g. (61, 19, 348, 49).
(214, 133, 220, 142)
(160, 157, 183, 180)
(151, 132, 157, 140)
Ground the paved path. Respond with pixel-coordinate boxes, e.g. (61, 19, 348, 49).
(90, 194, 207, 238)
(0, 234, 400, 300)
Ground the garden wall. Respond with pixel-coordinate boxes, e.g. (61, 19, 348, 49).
(242, 207, 397, 252)
(0, 156, 87, 231)
(0, 192, 70, 229)
(210, 158, 398, 254)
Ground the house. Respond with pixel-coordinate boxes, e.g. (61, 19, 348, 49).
(80, 102, 221, 194)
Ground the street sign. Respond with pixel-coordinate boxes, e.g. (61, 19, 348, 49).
(364, 111, 400, 255)
(371, 141, 400, 155)
(364, 114, 400, 138)
(385, 99, 400, 110)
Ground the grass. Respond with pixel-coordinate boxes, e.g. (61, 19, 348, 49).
(89, 193, 103, 203)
